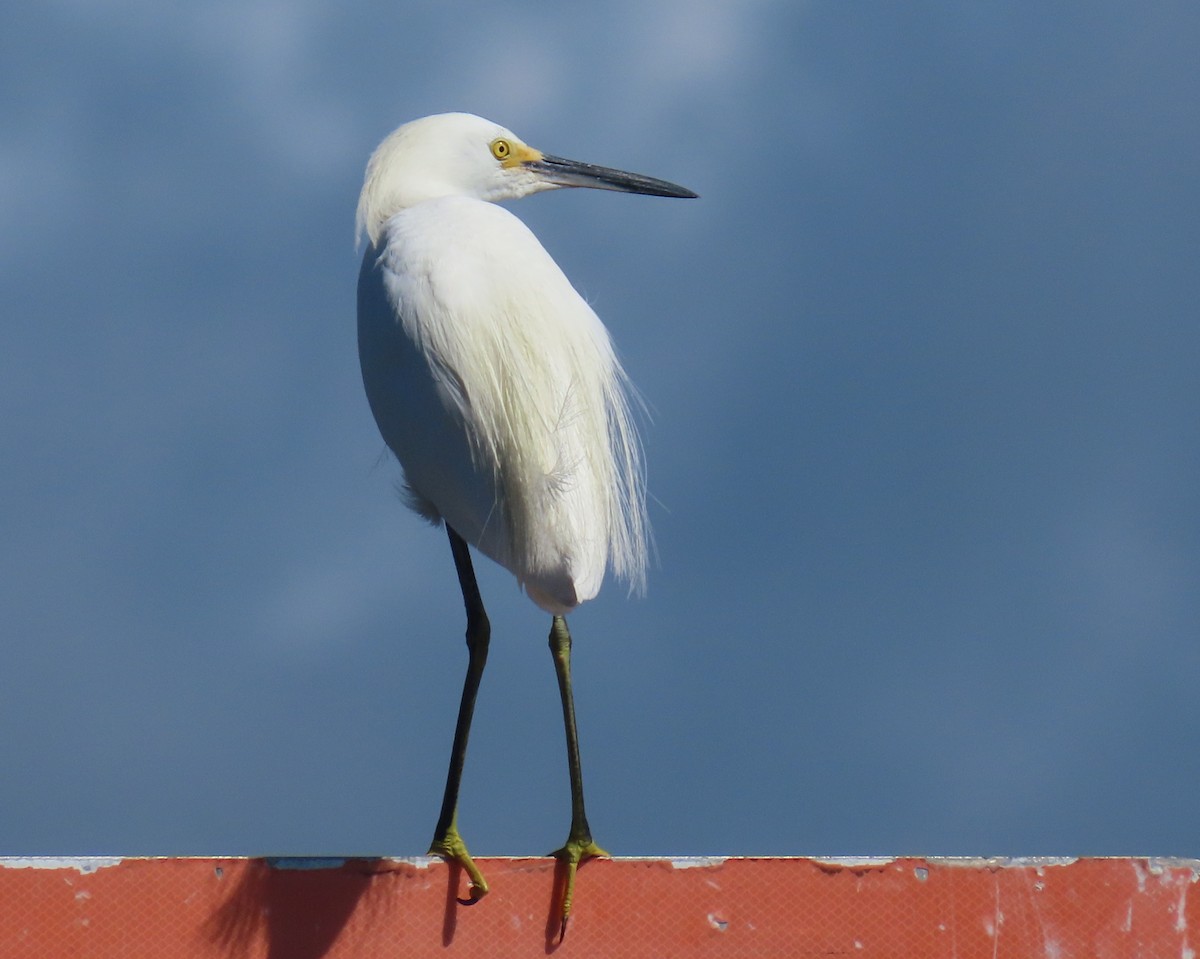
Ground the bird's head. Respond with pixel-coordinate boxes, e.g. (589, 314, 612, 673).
(356, 112, 696, 246)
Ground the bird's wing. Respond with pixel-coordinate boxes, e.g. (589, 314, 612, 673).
(358, 198, 646, 612)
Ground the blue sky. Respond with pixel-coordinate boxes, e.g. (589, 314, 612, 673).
(3, 1, 1198, 861)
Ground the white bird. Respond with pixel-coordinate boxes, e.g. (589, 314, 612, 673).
(355, 112, 695, 932)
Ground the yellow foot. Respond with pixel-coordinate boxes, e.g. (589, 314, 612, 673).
(551, 836, 608, 937)
(429, 829, 489, 902)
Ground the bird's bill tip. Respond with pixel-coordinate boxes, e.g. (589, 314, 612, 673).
(527, 154, 698, 199)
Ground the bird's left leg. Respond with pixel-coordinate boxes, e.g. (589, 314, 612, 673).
(427, 525, 490, 900)
(548, 614, 608, 935)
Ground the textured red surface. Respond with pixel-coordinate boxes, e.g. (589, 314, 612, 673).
(1, 856, 1196, 957)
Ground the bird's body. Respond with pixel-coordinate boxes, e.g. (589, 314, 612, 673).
(355, 112, 694, 932)
(358, 194, 644, 613)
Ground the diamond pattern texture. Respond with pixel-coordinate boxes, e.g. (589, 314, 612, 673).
(1, 856, 1196, 957)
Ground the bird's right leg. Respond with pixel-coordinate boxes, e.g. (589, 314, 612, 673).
(427, 525, 491, 900)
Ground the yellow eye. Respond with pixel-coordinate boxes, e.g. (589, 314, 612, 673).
(490, 138, 512, 161)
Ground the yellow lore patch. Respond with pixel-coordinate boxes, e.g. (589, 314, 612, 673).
(500, 142, 543, 168)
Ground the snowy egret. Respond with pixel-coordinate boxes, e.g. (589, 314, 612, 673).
(356, 112, 695, 930)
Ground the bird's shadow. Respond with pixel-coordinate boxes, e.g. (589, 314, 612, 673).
(440, 855, 586, 951)
(542, 856, 570, 952)
(437, 854, 589, 952)
(202, 855, 590, 953)
(440, 860, 486, 946)
(542, 854, 601, 953)
(203, 858, 380, 959)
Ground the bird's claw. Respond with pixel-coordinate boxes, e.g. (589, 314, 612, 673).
(429, 829, 490, 902)
(551, 836, 608, 937)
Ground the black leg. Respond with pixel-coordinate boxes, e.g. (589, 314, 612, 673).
(427, 525, 491, 899)
(548, 614, 608, 936)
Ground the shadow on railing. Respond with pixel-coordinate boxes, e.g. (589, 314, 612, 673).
(203, 858, 380, 959)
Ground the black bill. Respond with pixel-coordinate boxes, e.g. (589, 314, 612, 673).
(529, 154, 698, 198)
